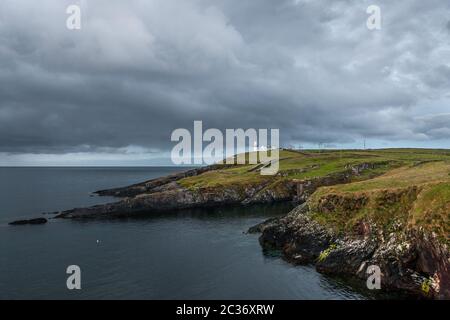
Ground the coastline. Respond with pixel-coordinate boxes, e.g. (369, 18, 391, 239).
(8, 149, 450, 299)
(250, 203, 449, 299)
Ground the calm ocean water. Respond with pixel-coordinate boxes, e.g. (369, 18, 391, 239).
(0, 167, 369, 299)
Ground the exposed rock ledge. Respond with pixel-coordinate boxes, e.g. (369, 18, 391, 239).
(9, 218, 48, 225)
(52, 162, 382, 219)
(250, 204, 450, 300)
(94, 165, 232, 198)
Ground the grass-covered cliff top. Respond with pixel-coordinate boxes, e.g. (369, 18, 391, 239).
(178, 148, 450, 242)
(179, 148, 450, 189)
(309, 160, 450, 242)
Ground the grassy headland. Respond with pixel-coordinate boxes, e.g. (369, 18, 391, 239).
(179, 148, 449, 242)
(46, 148, 449, 298)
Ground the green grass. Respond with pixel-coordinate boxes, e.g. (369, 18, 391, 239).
(308, 161, 450, 242)
(178, 165, 269, 190)
(177, 148, 450, 243)
(180, 148, 450, 190)
(180, 149, 450, 188)
(317, 244, 338, 262)
(410, 182, 450, 239)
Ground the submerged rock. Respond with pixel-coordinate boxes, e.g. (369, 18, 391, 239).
(9, 218, 48, 225)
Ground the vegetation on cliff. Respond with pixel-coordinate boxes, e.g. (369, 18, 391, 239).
(176, 149, 449, 213)
(308, 161, 450, 244)
(17, 147, 449, 298)
(180, 148, 450, 188)
(246, 149, 449, 299)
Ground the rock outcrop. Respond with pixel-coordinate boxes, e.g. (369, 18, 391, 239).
(251, 204, 450, 299)
(94, 165, 233, 198)
(9, 218, 48, 225)
(53, 162, 383, 219)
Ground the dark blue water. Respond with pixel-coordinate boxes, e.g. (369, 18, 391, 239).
(0, 167, 368, 299)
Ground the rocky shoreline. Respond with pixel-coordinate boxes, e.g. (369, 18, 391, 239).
(48, 162, 383, 219)
(8, 158, 448, 300)
(249, 203, 450, 299)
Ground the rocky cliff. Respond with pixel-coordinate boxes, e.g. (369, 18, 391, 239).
(54, 161, 385, 218)
(10, 149, 449, 300)
(251, 162, 450, 299)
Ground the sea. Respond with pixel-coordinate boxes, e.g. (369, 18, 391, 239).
(0, 167, 372, 299)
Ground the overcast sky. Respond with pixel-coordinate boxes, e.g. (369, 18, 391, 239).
(0, 0, 449, 165)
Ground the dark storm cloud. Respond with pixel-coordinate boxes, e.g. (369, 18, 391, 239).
(0, 0, 450, 157)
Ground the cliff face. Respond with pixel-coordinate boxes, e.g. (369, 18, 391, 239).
(54, 161, 384, 219)
(52, 149, 433, 219)
(253, 162, 450, 299)
(57, 178, 296, 218)
(254, 205, 449, 299)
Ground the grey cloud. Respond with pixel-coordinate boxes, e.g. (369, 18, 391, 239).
(0, 0, 449, 158)
(413, 114, 450, 140)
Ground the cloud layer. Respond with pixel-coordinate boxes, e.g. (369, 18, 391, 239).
(0, 0, 449, 164)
